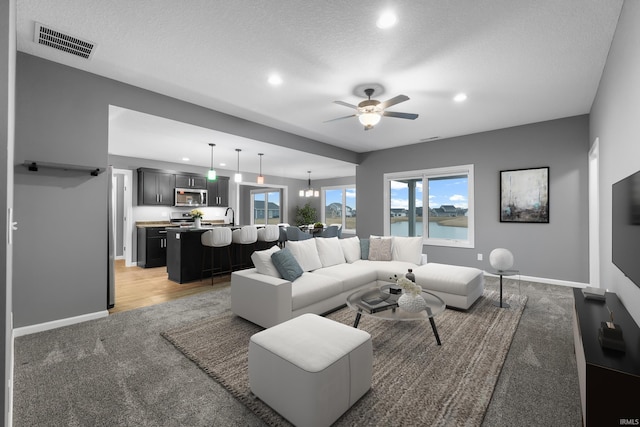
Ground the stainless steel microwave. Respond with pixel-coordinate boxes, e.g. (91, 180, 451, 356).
(174, 188, 208, 207)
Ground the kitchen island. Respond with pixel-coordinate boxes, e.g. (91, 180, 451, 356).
(166, 226, 237, 283)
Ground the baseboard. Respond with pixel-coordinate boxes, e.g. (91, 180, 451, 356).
(13, 310, 109, 337)
(483, 271, 588, 289)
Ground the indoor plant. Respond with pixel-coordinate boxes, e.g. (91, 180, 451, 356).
(294, 202, 317, 226)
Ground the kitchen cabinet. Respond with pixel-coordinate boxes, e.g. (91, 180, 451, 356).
(138, 168, 174, 206)
(207, 176, 229, 207)
(137, 226, 168, 268)
(175, 173, 207, 189)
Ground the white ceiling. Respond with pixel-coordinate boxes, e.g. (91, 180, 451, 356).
(16, 0, 623, 180)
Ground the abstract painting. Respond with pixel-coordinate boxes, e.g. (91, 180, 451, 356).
(500, 167, 549, 223)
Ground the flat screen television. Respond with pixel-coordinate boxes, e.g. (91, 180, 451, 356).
(612, 169, 640, 288)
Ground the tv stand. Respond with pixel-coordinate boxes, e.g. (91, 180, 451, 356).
(572, 288, 640, 426)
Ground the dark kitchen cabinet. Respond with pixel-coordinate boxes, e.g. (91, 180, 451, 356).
(207, 176, 229, 207)
(138, 168, 174, 206)
(175, 173, 207, 189)
(137, 226, 168, 268)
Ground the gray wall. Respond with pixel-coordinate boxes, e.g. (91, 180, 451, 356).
(356, 116, 590, 283)
(14, 53, 355, 328)
(1, 0, 15, 422)
(590, 0, 640, 324)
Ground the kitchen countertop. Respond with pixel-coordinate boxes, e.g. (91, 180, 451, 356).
(136, 220, 227, 228)
(166, 225, 241, 232)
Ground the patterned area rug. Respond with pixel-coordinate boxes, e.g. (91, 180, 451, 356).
(162, 290, 527, 426)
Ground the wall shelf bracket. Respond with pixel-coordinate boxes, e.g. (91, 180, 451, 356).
(23, 161, 104, 177)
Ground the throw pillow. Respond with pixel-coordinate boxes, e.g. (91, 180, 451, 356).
(392, 236, 424, 265)
(285, 238, 323, 271)
(340, 236, 361, 263)
(315, 237, 346, 268)
(271, 248, 304, 282)
(360, 238, 370, 260)
(368, 237, 392, 261)
(250, 245, 282, 278)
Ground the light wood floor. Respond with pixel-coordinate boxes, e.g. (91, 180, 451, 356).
(109, 259, 230, 314)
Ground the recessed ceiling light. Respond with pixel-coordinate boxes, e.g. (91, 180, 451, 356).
(268, 74, 283, 86)
(454, 93, 468, 102)
(182, 157, 190, 162)
(220, 162, 226, 167)
(377, 11, 397, 29)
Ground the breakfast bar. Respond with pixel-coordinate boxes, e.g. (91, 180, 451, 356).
(166, 226, 238, 283)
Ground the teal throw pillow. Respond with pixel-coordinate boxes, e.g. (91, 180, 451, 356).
(271, 248, 304, 282)
(360, 238, 370, 260)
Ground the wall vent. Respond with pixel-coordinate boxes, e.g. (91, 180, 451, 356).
(34, 22, 96, 59)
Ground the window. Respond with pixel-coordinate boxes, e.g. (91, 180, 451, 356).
(251, 189, 282, 225)
(384, 165, 474, 248)
(322, 185, 356, 233)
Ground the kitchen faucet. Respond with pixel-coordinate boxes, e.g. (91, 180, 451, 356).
(225, 207, 234, 226)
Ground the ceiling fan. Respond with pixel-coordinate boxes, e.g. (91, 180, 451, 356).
(326, 88, 419, 130)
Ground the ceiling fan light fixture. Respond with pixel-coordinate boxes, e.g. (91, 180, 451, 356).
(358, 111, 382, 128)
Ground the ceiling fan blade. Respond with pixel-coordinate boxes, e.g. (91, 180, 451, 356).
(333, 100, 358, 109)
(379, 94, 409, 109)
(383, 111, 419, 120)
(324, 114, 356, 123)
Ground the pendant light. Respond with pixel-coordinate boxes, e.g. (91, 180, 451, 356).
(299, 170, 319, 197)
(207, 143, 217, 181)
(257, 153, 265, 184)
(234, 149, 242, 183)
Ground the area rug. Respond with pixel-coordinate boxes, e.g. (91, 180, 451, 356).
(162, 290, 527, 426)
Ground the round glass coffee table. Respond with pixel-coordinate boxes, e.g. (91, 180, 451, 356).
(346, 284, 446, 345)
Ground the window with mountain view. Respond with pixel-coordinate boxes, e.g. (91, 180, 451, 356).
(384, 165, 474, 248)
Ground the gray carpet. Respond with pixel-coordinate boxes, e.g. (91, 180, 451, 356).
(13, 277, 582, 426)
(162, 290, 527, 426)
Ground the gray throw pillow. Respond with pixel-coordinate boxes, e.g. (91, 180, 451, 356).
(271, 248, 304, 282)
(360, 238, 370, 260)
(368, 237, 392, 261)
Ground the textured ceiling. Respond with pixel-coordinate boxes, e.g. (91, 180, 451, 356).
(16, 0, 623, 179)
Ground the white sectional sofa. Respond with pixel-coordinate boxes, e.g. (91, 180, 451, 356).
(231, 235, 484, 328)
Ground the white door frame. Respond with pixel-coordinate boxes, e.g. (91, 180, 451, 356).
(112, 168, 134, 267)
(588, 138, 600, 287)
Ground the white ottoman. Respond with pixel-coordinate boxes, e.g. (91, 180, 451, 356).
(413, 262, 485, 309)
(249, 313, 372, 427)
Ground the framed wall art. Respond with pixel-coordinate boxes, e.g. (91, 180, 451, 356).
(500, 167, 549, 223)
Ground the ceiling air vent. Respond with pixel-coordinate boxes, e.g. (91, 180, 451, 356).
(34, 22, 96, 59)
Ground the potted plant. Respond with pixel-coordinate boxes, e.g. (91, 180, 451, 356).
(313, 222, 324, 229)
(294, 202, 317, 226)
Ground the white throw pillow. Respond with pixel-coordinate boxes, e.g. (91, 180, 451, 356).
(250, 245, 282, 278)
(315, 237, 346, 268)
(339, 236, 361, 263)
(392, 236, 424, 265)
(286, 239, 323, 272)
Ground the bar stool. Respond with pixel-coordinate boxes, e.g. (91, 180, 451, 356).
(231, 225, 258, 270)
(201, 227, 233, 284)
(256, 224, 280, 251)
